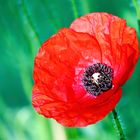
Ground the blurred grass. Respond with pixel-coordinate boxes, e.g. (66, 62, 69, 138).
(0, 0, 140, 140)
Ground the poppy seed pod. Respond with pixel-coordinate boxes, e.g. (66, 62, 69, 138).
(32, 13, 139, 127)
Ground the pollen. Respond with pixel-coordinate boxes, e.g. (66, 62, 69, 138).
(82, 63, 113, 96)
(91, 73, 100, 85)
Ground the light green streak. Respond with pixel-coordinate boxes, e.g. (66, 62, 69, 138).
(133, 0, 140, 19)
(71, 0, 79, 18)
(133, 0, 140, 32)
(21, 0, 42, 45)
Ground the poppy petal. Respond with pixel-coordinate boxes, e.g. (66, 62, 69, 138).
(70, 12, 139, 86)
(32, 28, 122, 127)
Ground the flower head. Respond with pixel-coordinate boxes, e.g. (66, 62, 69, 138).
(32, 13, 139, 127)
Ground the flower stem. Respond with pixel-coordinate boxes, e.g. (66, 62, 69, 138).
(112, 109, 126, 140)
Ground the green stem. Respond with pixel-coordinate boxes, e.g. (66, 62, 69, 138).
(137, 20, 140, 34)
(133, 0, 140, 33)
(112, 109, 126, 140)
(71, 0, 79, 18)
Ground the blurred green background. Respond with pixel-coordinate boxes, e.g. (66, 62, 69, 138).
(0, 0, 140, 140)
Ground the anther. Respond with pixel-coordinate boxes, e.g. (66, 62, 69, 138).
(82, 63, 113, 96)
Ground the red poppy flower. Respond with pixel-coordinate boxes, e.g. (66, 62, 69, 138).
(32, 13, 139, 127)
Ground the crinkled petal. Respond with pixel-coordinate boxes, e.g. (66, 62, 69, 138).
(70, 12, 139, 86)
(32, 28, 122, 127)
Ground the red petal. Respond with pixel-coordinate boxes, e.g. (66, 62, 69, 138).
(70, 12, 139, 86)
(32, 28, 122, 127)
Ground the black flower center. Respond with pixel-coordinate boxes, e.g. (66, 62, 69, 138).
(82, 63, 113, 96)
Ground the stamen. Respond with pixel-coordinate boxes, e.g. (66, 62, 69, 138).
(82, 63, 113, 96)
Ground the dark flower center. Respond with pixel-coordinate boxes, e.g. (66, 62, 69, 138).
(82, 63, 113, 96)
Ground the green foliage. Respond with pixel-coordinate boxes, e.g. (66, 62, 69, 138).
(0, 0, 140, 140)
